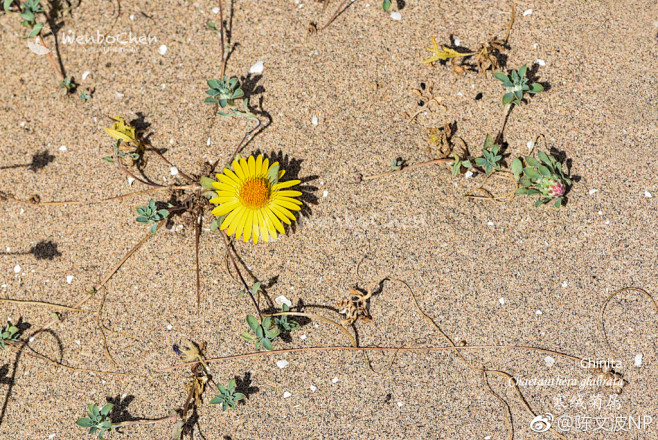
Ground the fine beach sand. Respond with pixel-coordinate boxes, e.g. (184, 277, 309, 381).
(1, 0, 658, 438)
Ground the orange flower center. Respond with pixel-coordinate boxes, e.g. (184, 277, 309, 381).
(239, 178, 271, 209)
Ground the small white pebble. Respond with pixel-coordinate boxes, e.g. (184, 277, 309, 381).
(634, 353, 643, 367)
(644, 190, 652, 198)
(397, 402, 403, 407)
(464, 171, 474, 179)
(115, 91, 124, 98)
(322, 190, 328, 197)
(499, 297, 505, 305)
(310, 385, 317, 392)
(536, 310, 543, 315)
(249, 61, 264, 74)
(129, 14, 134, 20)
(207, 137, 211, 146)
(312, 116, 318, 125)
(561, 281, 568, 288)
(283, 391, 292, 398)
(274, 295, 292, 307)
(158, 44, 167, 55)
(13, 265, 21, 273)
(523, 9, 532, 16)
(161, 83, 166, 89)
(332, 377, 339, 383)
(82, 71, 91, 81)
(128, 177, 135, 186)
(166, 324, 173, 330)
(487, 221, 494, 227)
(170, 167, 179, 176)
(589, 189, 598, 195)
(533, 43, 539, 49)
(75, 340, 81, 346)
(534, 59, 546, 66)
(212, 6, 219, 13)
(454, 39, 461, 46)
(59, 145, 67, 151)
(29, 337, 35, 342)
(598, 210, 603, 215)
(48, 434, 55, 439)
(276, 360, 289, 369)
(66, 275, 74, 284)
(485, 436, 492, 440)
(300, 334, 307, 340)
(544, 356, 555, 368)
(390, 11, 401, 20)
(527, 141, 534, 151)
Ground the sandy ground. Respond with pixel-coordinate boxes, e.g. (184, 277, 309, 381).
(1, 0, 658, 439)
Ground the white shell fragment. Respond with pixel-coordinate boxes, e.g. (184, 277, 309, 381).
(249, 61, 264, 74)
(275, 295, 292, 308)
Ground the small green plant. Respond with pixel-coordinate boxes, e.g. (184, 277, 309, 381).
(512, 151, 571, 208)
(210, 379, 245, 410)
(136, 199, 170, 233)
(382, 0, 392, 11)
(0, 321, 19, 349)
(204, 77, 244, 108)
(274, 304, 299, 333)
(469, 135, 502, 175)
(4, 0, 44, 38)
(79, 90, 92, 102)
(238, 281, 261, 298)
(241, 315, 279, 351)
(451, 135, 502, 176)
(76, 403, 115, 439)
(60, 76, 78, 94)
(390, 157, 404, 172)
(493, 65, 543, 106)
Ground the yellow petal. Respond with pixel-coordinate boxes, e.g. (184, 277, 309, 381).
(211, 182, 238, 192)
(222, 206, 244, 231)
(216, 173, 240, 187)
(243, 210, 254, 242)
(275, 199, 302, 211)
(211, 201, 239, 217)
(224, 168, 242, 185)
(275, 190, 302, 198)
(273, 180, 301, 190)
(271, 205, 295, 224)
(262, 158, 270, 174)
(239, 157, 249, 179)
(255, 154, 263, 175)
(233, 160, 245, 181)
(247, 155, 256, 178)
(264, 207, 285, 233)
(228, 207, 247, 237)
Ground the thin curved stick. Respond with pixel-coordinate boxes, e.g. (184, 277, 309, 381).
(1, 185, 195, 207)
(464, 171, 518, 204)
(4, 342, 144, 377)
(0, 299, 82, 311)
(599, 287, 658, 358)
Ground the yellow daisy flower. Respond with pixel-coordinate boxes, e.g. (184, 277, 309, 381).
(210, 154, 303, 243)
